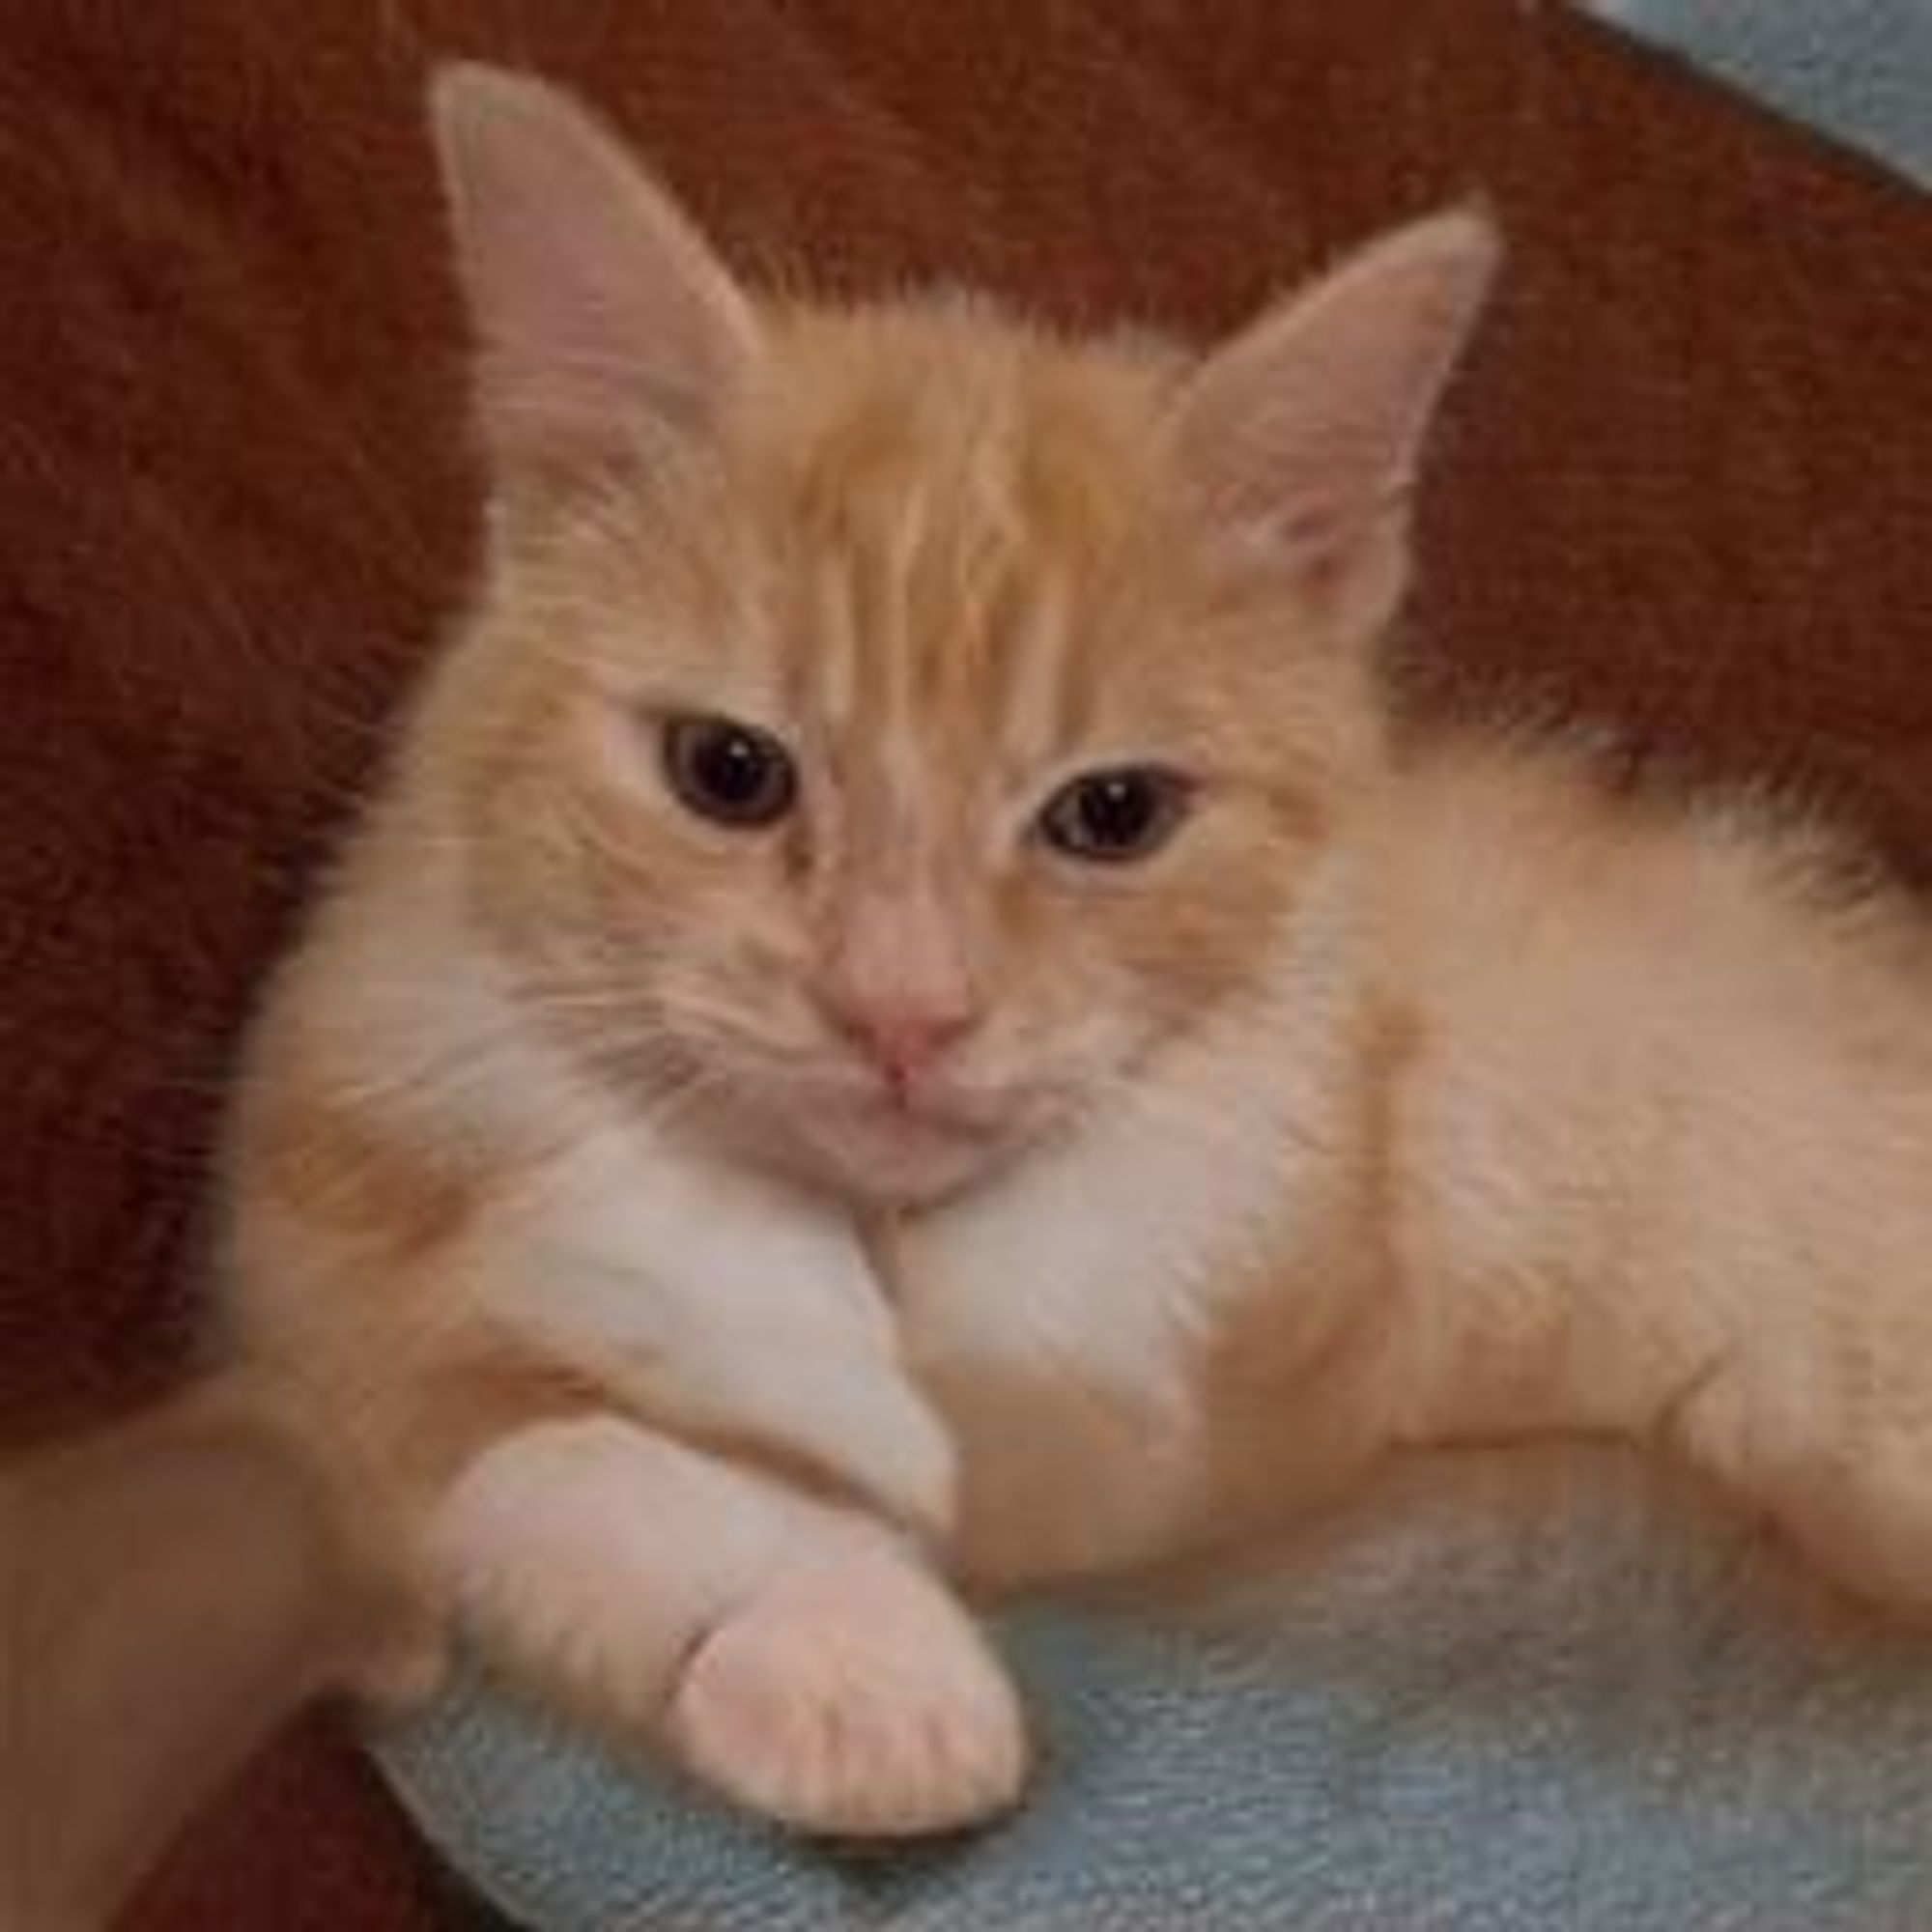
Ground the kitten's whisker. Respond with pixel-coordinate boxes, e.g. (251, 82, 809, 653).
(313, 1018, 561, 1118)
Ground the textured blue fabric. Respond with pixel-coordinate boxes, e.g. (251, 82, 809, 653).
(375, 1450, 1932, 1930)
(1584, 0, 1932, 186)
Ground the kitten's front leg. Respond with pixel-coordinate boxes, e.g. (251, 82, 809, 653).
(432, 1414, 1028, 1836)
(1668, 1367, 1932, 1616)
(667, 1526, 1029, 1837)
(465, 1142, 957, 1538)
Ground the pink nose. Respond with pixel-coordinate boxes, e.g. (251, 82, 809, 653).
(825, 997, 980, 1089)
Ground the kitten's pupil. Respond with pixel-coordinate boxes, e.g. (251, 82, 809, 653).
(662, 715, 797, 828)
(1039, 767, 1190, 864)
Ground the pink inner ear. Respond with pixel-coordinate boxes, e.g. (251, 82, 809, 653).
(1175, 210, 1498, 585)
(430, 65, 759, 476)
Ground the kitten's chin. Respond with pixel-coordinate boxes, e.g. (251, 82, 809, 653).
(736, 1094, 1040, 1209)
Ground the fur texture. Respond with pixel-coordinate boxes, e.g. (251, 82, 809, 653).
(217, 65, 1932, 1836)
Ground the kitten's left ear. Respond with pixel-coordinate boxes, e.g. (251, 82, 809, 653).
(429, 63, 759, 485)
(1172, 209, 1499, 636)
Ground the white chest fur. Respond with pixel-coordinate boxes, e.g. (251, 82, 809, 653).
(463, 1005, 1340, 1582)
(893, 891, 1365, 1583)
(462, 1131, 958, 1535)
(412, 869, 1360, 1584)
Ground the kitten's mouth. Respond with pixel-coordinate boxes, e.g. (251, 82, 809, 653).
(852, 1079, 1004, 1137)
(834, 1087, 1008, 1161)
(783, 1076, 1030, 1205)
(677, 1037, 1048, 1205)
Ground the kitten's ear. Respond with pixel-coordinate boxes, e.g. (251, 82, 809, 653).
(429, 63, 758, 482)
(1172, 209, 1498, 635)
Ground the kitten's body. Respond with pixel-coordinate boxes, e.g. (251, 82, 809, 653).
(921, 742, 1932, 1605)
(219, 68, 1932, 1836)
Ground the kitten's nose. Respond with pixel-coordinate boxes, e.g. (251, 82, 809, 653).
(827, 995, 980, 1091)
(822, 888, 981, 1093)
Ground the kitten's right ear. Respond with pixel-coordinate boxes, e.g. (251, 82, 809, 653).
(1171, 209, 1497, 639)
(428, 64, 758, 482)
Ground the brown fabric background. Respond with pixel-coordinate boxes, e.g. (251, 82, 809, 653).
(0, 2, 1923, 1923)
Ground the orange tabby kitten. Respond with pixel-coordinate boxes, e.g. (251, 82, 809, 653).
(218, 64, 1932, 1839)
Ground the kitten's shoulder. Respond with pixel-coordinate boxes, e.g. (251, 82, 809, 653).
(1375, 716, 1931, 981)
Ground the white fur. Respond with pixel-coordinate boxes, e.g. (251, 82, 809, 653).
(460, 1127, 956, 1537)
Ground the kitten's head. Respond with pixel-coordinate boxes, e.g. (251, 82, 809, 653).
(424, 66, 1494, 1206)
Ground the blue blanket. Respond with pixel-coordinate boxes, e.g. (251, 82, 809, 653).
(1584, 0, 1932, 187)
(377, 1448, 1932, 1929)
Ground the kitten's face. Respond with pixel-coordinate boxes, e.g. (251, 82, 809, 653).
(428, 67, 1492, 1205)
(464, 316, 1367, 1203)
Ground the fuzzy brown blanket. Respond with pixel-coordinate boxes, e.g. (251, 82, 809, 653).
(1, 2, 1926, 1924)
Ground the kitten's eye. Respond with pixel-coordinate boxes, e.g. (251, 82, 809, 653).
(661, 715, 798, 829)
(1037, 766, 1192, 864)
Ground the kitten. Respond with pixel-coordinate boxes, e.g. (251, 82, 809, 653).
(217, 62, 1932, 1840)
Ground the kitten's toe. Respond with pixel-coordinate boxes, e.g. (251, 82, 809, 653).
(667, 1543, 1028, 1838)
(342, 1610, 452, 1715)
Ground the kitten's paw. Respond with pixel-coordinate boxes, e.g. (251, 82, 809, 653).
(342, 1605, 452, 1715)
(667, 1543, 1028, 1838)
